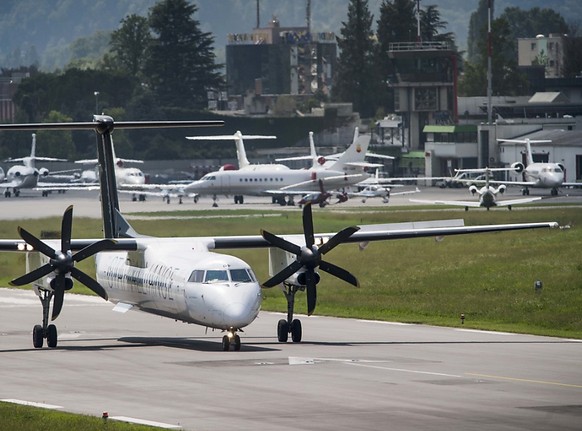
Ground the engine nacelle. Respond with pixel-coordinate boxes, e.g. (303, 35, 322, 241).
(511, 162, 525, 173)
(38, 167, 50, 177)
(296, 271, 321, 286)
(497, 184, 506, 194)
(469, 185, 479, 196)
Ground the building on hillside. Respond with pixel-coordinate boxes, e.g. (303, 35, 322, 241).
(518, 34, 565, 79)
(225, 16, 336, 112)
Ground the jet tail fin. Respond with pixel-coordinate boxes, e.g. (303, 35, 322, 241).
(328, 128, 368, 171)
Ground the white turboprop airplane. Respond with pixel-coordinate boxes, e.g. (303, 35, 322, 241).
(410, 167, 542, 211)
(184, 128, 379, 206)
(0, 116, 558, 351)
(496, 138, 581, 196)
(2, 133, 69, 197)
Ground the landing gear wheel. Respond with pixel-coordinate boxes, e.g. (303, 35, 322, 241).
(32, 324, 43, 348)
(277, 319, 289, 342)
(233, 334, 241, 351)
(291, 319, 302, 343)
(222, 335, 230, 351)
(47, 324, 58, 348)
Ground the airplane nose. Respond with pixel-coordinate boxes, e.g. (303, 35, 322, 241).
(224, 286, 262, 327)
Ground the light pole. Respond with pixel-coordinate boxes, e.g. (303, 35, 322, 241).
(94, 91, 99, 114)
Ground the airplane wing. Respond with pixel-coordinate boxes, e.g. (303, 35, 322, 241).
(344, 161, 384, 169)
(209, 218, 558, 250)
(409, 198, 483, 208)
(562, 182, 582, 188)
(488, 179, 536, 187)
(495, 197, 543, 206)
(279, 174, 366, 191)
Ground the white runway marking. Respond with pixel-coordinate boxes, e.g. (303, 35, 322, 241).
(345, 362, 463, 378)
(109, 416, 181, 429)
(2, 399, 63, 409)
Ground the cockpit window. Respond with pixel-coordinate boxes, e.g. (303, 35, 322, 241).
(188, 270, 204, 283)
(204, 270, 229, 283)
(188, 268, 257, 284)
(230, 268, 256, 283)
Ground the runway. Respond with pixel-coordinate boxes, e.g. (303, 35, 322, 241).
(1, 188, 581, 430)
(1, 288, 581, 430)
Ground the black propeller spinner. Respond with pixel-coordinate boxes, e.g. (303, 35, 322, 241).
(9, 205, 115, 320)
(260, 203, 360, 315)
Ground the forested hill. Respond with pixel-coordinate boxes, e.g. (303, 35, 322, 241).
(1, 0, 580, 71)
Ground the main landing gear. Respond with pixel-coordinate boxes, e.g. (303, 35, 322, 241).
(277, 282, 303, 343)
(32, 288, 58, 348)
(221, 328, 242, 351)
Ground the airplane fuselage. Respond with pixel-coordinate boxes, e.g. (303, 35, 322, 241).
(5, 165, 40, 189)
(524, 164, 564, 189)
(186, 167, 363, 196)
(95, 239, 262, 331)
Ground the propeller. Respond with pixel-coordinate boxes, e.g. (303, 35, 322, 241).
(9, 205, 115, 320)
(261, 203, 360, 315)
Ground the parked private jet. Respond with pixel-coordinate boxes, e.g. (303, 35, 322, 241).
(496, 138, 582, 196)
(0, 116, 558, 351)
(411, 167, 542, 210)
(2, 133, 69, 197)
(184, 128, 379, 206)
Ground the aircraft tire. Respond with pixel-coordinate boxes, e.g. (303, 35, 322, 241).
(291, 319, 302, 343)
(233, 334, 241, 351)
(32, 324, 43, 348)
(277, 319, 289, 342)
(221, 335, 230, 351)
(47, 324, 58, 348)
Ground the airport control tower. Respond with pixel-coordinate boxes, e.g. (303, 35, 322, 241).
(388, 40, 458, 151)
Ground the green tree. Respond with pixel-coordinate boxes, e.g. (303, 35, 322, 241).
(144, 0, 223, 109)
(459, 16, 528, 96)
(467, 0, 492, 64)
(106, 14, 151, 77)
(334, 0, 378, 118)
(37, 111, 74, 159)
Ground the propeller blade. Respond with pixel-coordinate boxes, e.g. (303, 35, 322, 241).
(302, 203, 315, 248)
(262, 260, 303, 288)
(305, 269, 317, 315)
(9, 263, 54, 286)
(70, 267, 108, 301)
(319, 260, 360, 287)
(61, 205, 73, 253)
(318, 226, 360, 255)
(72, 239, 116, 263)
(261, 229, 301, 255)
(51, 276, 66, 320)
(17, 227, 56, 258)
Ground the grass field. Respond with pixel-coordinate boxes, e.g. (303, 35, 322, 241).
(1, 204, 580, 339)
(0, 401, 159, 430)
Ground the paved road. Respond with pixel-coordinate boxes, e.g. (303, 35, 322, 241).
(1, 185, 581, 219)
(1, 288, 581, 431)
(0, 188, 581, 430)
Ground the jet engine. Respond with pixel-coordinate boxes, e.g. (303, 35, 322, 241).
(511, 162, 525, 173)
(38, 167, 50, 177)
(496, 184, 507, 194)
(469, 185, 479, 195)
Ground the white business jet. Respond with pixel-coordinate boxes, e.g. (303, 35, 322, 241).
(497, 138, 581, 196)
(186, 130, 277, 204)
(0, 116, 558, 350)
(2, 133, 68, 197)
(411, 167, 542, 210)
(184, 128, 378, 206)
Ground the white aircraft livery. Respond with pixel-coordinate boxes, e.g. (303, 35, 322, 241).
(0, 116, 558, 351)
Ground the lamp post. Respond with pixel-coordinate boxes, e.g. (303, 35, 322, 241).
(94, 91, 99, 114)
